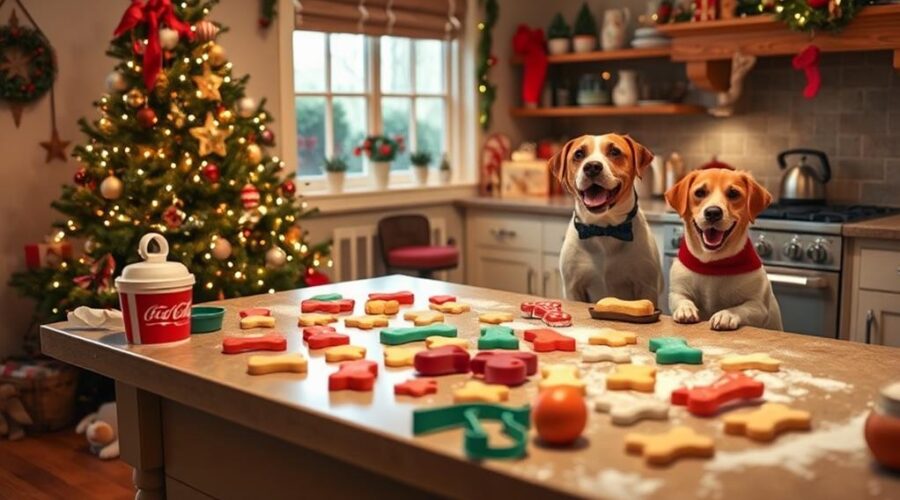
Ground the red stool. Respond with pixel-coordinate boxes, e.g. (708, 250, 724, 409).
(377, 215, 459, 278)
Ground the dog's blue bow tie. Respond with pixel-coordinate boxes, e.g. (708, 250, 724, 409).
(573, 199, 639, 242)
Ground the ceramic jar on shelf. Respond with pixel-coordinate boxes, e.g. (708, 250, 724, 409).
(612, 70, 638, 107)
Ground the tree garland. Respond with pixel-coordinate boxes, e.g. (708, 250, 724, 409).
(774, 0, 865, 34)
(0, 22, 55, 103)
(477, 0, 498, 130)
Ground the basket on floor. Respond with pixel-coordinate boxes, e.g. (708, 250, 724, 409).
(1, 359, 78, 432)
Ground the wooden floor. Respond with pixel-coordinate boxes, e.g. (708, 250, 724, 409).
(0, 430, 134, 499)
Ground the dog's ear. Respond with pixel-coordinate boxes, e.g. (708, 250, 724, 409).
(741, 172, 772, 222)
(624, 136, 654, 179)
(549, 138, 576, 193)
(665, 170, 699, 218)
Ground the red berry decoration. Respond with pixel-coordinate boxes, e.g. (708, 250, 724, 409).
(260, 129, 275, 146)
(73, 167, 88, 185)
(379, 144, 391, 155)
(282, 180, 296, 196)
(202, 163, 221, 183)
(137, 108, 158, 128)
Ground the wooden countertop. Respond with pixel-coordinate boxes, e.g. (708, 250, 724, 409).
(41, 276, 900, 499)
(843, 213, 900, 241)
(456, 196, 678, 223)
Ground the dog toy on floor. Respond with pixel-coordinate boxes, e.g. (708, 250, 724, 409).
(0, 384, 33, 441)
(76, 401, 119, 459)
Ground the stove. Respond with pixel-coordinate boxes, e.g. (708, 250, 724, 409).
(661, 204, 899, 339)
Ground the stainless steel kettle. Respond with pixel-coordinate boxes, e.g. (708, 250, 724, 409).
(777, 149, 831, 205)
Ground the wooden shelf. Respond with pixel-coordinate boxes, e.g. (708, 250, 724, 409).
(510, 104, 706, 117)
(512, 46, 671, 65)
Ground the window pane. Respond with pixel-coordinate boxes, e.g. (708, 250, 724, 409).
(415, 40, 444, 94)
(415, 98, 445, 168)
(295, 97, 326, 176)
(382, 97, 411, 171)
(381, 36, 411, 93)
(330, 34, 366, 93)
(333, 96, 367, 175)
(293, 31, 326, 92)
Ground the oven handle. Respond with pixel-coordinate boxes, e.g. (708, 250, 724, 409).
(766, 272, 828, 289)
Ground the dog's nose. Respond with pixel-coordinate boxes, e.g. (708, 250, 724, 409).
(583, 162, 603, 178)
(704, 206, 723, 222)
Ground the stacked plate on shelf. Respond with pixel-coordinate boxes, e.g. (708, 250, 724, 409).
(631, 27, 670, 48)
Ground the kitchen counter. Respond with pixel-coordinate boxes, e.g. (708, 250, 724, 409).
(41, 276, 900, 499)
(843, 213, 900, 241)
(456, 195, 678, 223)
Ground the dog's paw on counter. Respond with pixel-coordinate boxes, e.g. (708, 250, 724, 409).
(710, 310, 741, 331)
(672, 302, 700, 324)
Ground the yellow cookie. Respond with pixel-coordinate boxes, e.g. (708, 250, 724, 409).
(298, 313, 337, 327)
(425, 336, 470, 349)
(539, 364, 585, 395)
(625, 426, 714, 465)
(478, 311, 514, 324)
(429, 302, 471, 314)
(240, 315, 276, 329)
(403, 310, 444, 326)
(324, 344, 366, 363)
(344, 315, 390, 330)
(247, 354, 308, 375)
(365, 299, 399, 316)
(453, 380, 509, 403)
(383, 346, 422, 367)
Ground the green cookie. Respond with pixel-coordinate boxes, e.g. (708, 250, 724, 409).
(380, 324, 457, 346)
(310, 293, 343, 301)
(649, 336, 703, 365)
(478, 326, 519, 350)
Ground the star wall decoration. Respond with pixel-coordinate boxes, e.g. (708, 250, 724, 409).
(0, 47, 32, 81)
(40, 129, 70, 163)
(189, 112, 231, 157)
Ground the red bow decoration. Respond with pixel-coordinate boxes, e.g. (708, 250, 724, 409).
(512, 25, 548, 107)
(73, 254, 117, 293)
(792, 44, 821, 100)
(113, 0, 194, 90)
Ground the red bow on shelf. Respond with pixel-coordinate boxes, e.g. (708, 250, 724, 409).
(73, 254, 116, 293)
(113, 0, 194, 90)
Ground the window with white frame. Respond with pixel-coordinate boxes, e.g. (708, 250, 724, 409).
(293, 31, 450, 180)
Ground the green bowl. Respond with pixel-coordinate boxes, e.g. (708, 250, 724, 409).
(191, 306, 225, 333)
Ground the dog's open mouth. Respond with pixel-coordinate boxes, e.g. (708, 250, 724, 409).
(693, 221, 736, 251)
(579, 183, 621, 213)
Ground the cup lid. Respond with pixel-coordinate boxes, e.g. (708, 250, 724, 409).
(879, 381, 900, 418)
(115, 233, 195, 292)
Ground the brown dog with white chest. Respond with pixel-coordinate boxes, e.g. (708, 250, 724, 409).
(665, 165, 783, 331)
(551, 134, 663, 304)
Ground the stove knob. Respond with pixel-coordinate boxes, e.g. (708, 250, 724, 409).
(754, 238, 772, 258)
(806, 239, 830, 264)
(783, 238, 803, 261)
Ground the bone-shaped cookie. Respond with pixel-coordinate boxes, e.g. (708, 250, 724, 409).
(625, 426, 714, 465)
(301, 298, 355, 314)
(649, 337, 703, 365)
(344, 315, 390, 330)
(478, 325, 519, 350)
(368, 291, 414, 305)
(329, 359, 378, 391)
(723, 403, 811, 441)
(595, 393, 670, 425)
(380, 323, 457, 345)
(247, 354, 307, 375)
(425, 336, 470, 349)
(720, 353, 781, 372)
(222, 332, 287, 354)
(298, 313, 338, 327)
(539, 364, 585, 395)
(429, 301, 471, 314)
(413, 345, 470, 376)
(671, 372, 764, 416)
(471, 351, 538, 386)
(582, 346, 632, 364)
(542, 310, 572, 327)
(520, 300, 562, 319)
(403, 310, 444, 326)
(429, 295, 457, 305)
(479, 311, 515, 324)
(240, 315, 276, 329)
(383, 346, 423, 367)
(324, 344, 366, 363)
(239, 307, 270, 318)
(453, 380, 509, 403)
(523, 328, 576, 352)
(365, 299, 400, 316)
(394, 378, 438, 397)
(606, 364, 656, 392)
(302, 325, 349, 349)
(310, 292, 343, 301)
(589, 328, 637, 347)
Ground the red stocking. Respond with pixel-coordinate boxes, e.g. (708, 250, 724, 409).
(792, 44, 821, 100)
(512, 25, 548, 107)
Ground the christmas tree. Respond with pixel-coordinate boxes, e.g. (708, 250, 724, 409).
(11, 0, 330, 337)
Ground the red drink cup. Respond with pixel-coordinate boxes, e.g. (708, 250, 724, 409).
(116, 233, 196, 345)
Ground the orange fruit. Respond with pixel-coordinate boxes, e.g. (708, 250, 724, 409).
(533, 386, 587, 445)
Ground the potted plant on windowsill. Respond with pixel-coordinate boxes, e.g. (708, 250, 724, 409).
(323, 156, 348, 193)
(439, 154, 452, 184)
(354, 135, 404, 190)
(410, 151, 433, 186)
(572, 3, 598, 53)
(547, 13, 571, 55)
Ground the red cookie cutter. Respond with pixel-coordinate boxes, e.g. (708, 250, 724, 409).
(414, 345, 470, 376)
(471, 351, 538, 386)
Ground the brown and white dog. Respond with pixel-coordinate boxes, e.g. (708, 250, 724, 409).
(551, 134, 663, 304)
(665, 166, 783, 331)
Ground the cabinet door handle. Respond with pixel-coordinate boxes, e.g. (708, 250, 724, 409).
(526, 268, 535, 295)
(542, 271, 550, 297)
(865, 309, 875, 344)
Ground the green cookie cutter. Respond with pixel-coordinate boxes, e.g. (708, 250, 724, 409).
(310, 292, 343, 301)
(478, 325, 519, 350)
(380, 323, 457, 345)
(190, 306, 225, 334)
(649, 336, 703, 365)
(413, 403, 531, 460)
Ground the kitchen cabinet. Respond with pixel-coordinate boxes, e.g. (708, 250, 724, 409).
(845, 238, 900, 345)
(542, 254, 563, 299)
(854, 290, 900, 347)
(468, 247, 542, 295)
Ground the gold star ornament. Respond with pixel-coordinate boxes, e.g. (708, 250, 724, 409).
(190, 112, 231, 157)
(192, 65, 223, 101)
(40, 129, 71, 163)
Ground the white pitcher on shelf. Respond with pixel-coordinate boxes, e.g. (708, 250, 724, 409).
(601, 8, 630, 51)
(612, 70, 639, 107)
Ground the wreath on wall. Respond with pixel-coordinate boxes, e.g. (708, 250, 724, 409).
(774, 0, 865, 34)
(0, 21, 55, 104)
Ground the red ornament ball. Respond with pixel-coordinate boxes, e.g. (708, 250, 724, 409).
(260, 129, 275, 146)
(241, 183, 261, 209)
(73, 167, 88, 186)
(282, 180, 296, 196)
(807, 0, 828, 8)
(202, 163, 221, 183)
(379, 144, 392, 155)
(137, 108, 158, 128)
(532, 386, 587, 446)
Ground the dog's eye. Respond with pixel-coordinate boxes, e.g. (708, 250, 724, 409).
(726, 187, 741, 200)
(608, 146, 622, 158)
(573, 149, 585, 161)
(694, 187, 708, 199)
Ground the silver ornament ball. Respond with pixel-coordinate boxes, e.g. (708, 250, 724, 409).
(105, 72, 127, 93)
(159, 28, 180, 50)
(265, 247, 287, 268)
(100, 175, 124, 200)
(237, 97, 257, 118)
(211, 238, 232, 260)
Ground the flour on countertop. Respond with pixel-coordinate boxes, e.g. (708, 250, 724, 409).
(465, 298, 515, 311)
(574, 468, 664, 500)
(270, 304, 301, 316)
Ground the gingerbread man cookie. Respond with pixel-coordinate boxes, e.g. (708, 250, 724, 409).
(453, 380, 509, 403)
(383, 346, 423, 367)
(403, 310, 444, 326)
(723, 403, 811, 441)
(625, 426, 714, 465)
(589, 328, 637, 347)
(324, 345, 366, 363)
(606, 364, 656, 392)
(329, 360, 378, 391)
(429, 301, 471, 314)
(394, 378, 438, 398)
(539, 364, 585, 395)
(298, 313, 338, 327)
(344, 315, 390, 330)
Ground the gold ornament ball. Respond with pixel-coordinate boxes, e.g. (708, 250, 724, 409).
(236, 97, 256, 118)
(265, 247, 287, 268)
(98, 117, 115, 134)
(208, 44, 228, 67)
(125, 88, 145, 108)
(246, 143, 263, 164)
(211, 238, 232, 260)
(100, 175, 124, 200)
(218, 108, 234, 124)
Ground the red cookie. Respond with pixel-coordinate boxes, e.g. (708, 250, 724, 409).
(222, 332, 286, 354)
(671, 372, 765, 416)
(239, 307, 271, 318)
(542, 310, 573, 328)
(428, 295, 457, 305)
(394, 378, 438, 397)
(520, 300, 562, 319)
(329, 360, 379, 391)
(302, 325, 350, 350)
(523, 328, 576, 352)
(300, 299, 355, 314)
(368, 291, 415, 305)
(413, 345, 470, 376)
(471, 351, 538, 386)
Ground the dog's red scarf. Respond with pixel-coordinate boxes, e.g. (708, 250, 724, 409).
(678, 239, 762, 276)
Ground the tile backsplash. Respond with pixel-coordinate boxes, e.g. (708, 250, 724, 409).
(536, 52, 900, 206)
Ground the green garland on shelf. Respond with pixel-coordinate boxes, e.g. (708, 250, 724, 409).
(774, 0, 866, 34)
(477, 0, 498, 130)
